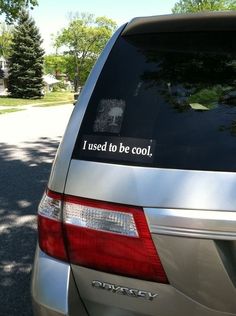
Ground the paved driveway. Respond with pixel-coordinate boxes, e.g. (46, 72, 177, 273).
(0, 105, 74, 315)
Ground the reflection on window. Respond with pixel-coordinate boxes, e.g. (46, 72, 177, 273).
(77, 32, 236, 171)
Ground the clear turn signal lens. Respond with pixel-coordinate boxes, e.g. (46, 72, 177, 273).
(64, 201, 138, 237)
(38, 190, 61, 221)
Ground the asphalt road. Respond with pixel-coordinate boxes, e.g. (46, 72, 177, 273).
(0, 104, 74, 316)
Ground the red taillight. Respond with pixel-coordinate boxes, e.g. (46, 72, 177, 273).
(38, 190, 67, 261)
(38, 189, 168, 283)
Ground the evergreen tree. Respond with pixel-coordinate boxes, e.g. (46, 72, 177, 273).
(8, 10, 44, 98)
(0, 0, 38, 24)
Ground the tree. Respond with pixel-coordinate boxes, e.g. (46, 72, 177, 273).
(172, 0, 236, 13)
(8, 10, 44, 98)
(0, 22, 13, 58)
(54, 12, 117, 91)
(0, 0, 38, 23)
(44, 54, 69, 78)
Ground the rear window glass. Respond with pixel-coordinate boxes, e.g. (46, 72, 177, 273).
(73, 31, 236, 172)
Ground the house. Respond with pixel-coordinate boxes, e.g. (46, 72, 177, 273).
(0, 56, 9, 95)
(42, 74, 60, 92)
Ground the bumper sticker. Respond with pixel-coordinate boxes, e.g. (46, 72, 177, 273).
(79, 135, 155, 164)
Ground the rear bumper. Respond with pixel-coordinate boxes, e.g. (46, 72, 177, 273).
(31, 245, 88, 316)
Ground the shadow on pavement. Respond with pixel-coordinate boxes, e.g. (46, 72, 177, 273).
(0, 137, 61, 316)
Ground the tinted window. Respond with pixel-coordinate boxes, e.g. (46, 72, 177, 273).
(73, 31, 236, 172)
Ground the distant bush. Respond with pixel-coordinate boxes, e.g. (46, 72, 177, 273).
(52, 81, 69, 92)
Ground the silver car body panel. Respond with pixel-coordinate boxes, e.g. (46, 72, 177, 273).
(152, 234, 236, 314)
(63, 159, 236, 315)
(71, 265, 235, 316)
(65, 159, 236, 212)
(31, 247, 70, 315)
(31, 246, 88, 316)
(48, 24, 126, 193)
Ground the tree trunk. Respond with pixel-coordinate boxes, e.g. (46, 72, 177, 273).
(74, 52, 80, 92)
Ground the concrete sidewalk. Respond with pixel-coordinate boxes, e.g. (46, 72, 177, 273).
(0, 101, 73, 111)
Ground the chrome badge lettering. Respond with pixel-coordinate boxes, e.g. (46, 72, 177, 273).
(92, 280, 158, 301)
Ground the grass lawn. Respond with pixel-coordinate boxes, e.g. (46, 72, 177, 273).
(0, 91, 74, 107)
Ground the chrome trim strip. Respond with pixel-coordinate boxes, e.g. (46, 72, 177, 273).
(144, 208, 236, 240)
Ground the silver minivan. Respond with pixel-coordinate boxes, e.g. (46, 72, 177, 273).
(32, 12, 236, 316)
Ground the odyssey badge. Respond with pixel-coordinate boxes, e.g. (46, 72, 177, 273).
(92, 280, 158, 301)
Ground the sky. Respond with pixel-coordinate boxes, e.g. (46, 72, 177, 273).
(31, 0, 177, 54)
